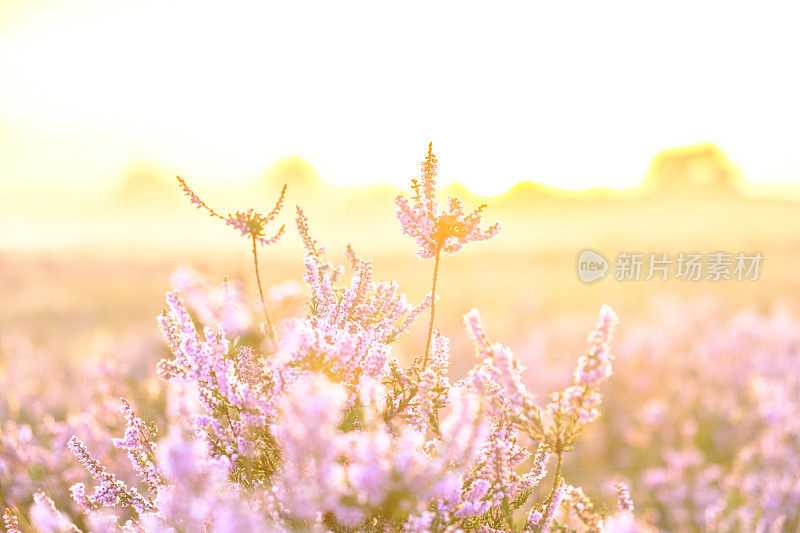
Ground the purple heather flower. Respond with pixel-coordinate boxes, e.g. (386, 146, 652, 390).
(395, 143, 501, 259)
(3, 509, 21, 533)
(616, 481, 635, 513)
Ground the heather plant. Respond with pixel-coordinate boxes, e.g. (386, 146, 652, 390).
(4, 146, 643, 532)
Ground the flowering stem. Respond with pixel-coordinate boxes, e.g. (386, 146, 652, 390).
(422, 248, 441, 370)
(536, 447, 564, 533)
(251, 234, 275, 341)
(549, 451, 563, 503)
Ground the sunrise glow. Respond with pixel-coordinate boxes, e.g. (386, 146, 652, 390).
(1, 1, 799, 199)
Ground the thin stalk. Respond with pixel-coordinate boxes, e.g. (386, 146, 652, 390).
(548, 451, 564, 505)
(422, 248, 441, 369)
(536, 448, 564, 533)
(251, 234, 275, 341)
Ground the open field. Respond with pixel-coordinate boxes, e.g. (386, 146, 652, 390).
(2, 188, 800, 530)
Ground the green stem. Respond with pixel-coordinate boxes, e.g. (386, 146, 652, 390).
(251, 234, 275, 341)
(422, 248, 441, 370)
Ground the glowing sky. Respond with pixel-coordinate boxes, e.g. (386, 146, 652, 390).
(1, 0, 799, 197)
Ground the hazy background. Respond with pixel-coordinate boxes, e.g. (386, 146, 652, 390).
(1, 0, 800, 360)
(2, 0, 799, 200)
(0, 4, 792, 360)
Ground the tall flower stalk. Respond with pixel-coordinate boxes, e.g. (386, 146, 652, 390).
(424, 247, 442, 366)
(535, 304, 618, 530)
(176, 176, 286, 340)
(395, 143, 501, 368)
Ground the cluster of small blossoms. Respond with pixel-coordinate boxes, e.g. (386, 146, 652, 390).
(67, 435, 155, 513)
(463, 318, 534, 418)
(606, 302, 800, 531)
(297, 205, 434, 341)
(29, 491, 81, 532)
(176, 177, 287, 248)
(711, 375, 800, 531)
(169, 265, 254, 336)
(454, 423, 537, 519)
(615, 481, 634, 514)
(25, 250, 630, 531)
(402, 332, 451, 433)
(226, 208, 286, 247)
(561, 484, 602, 530)
(526, 483, 565, 533)
(110, 398, 163, 492)
(300, 249, 432, 345)
(156, 290, 287, 482)
(291, 207, 435, 396)
(141, 424, 268, 532)
(270, 375, 490, 529)
(2, 510, 19, 533)
(1, 419, 76, 509)
(176, 176, 287, 339)
(548, 304, 617, 426)
(456, 305, 631, 531)
(395, 143, 501, 260)
(0, 333, 170, 530)
(574, 306, 616, 387)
